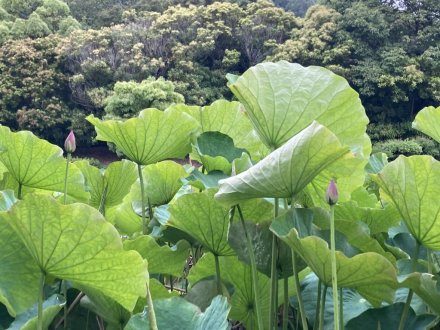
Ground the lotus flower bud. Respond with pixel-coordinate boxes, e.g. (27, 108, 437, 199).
(326, 179, 338, 205)
(64, 130, 76, 154)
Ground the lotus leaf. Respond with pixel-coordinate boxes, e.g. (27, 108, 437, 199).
(412, 106, 440, 143)
(87, 108, 199, 165)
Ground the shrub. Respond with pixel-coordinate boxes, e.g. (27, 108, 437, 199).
(372, 138, 423, 159)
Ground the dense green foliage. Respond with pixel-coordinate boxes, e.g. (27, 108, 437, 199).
(0, 62, 440, 329)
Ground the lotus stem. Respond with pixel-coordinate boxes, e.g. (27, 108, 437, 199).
(98, 183, 108, 215)
(319, 286, 328, 330)
(17, 183, 22, 199)
(137, 163, 148, 235)
(282, 276, 289, 330)
(329, 204, 340, 330)
(63, 153, 71, 204)
(214, 254, 222, 295)
(146, 284, 158, 330)
(269, 198, 280, 329)
(37, 272, 45, 330)
(398, 241, 420, 330)
(313, 280, 322, 330)
(293, 250, 308, 330)
(236, 205, 264, 330)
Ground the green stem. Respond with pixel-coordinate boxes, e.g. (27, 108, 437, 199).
(137, 163, 148, 235)
(329, 205, 340, 330)
(146, 284, 158, 330)
(398, 242, 421, 330)
(313, 280, 322, 330)
(319, 286, 328, 330)
(63, 153, 71, 204)
(236, 205, 264, 330)
(282, 276, 289, 330)
(37, 272, 45, 330)
(269, 198, 279, 329)
(98, 183, 108, 216)
(62, 282, 67, 329)
(214, 254, 222, 295)
(18, 183, 22, 199)
(293, 251, 308, 330)
(339, 287, 343, 329)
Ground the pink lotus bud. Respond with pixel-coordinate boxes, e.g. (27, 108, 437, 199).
(326, 180, 338, 205)
(64, 130, 76, 153)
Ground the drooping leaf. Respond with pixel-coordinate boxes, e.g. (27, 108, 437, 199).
(193, 131, 247, 175)
(412, 106, 440, 143)
(0, 195, 148, 312)
(8, 294, 65, 330)
(373, 155, 440, 250)
(124, 295, 230, 330)
(76, 160, 137, 212)
(171, 100, 266, 160)
(271, 208, 397, 306)
(215, 121, 351, 207)
(168, 189, 234, 256)
(110, 200, 142, 235)
(398, 273, 440, 315)
(87, 108, 199, 165)
(345, 303, 436, 330)
(130, 161, 187, 207)
(124, 235, 190, 277)
(0, 126, 88, 201)
(227, 61, 370, 156)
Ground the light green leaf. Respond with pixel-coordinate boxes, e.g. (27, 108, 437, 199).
(412, 106, 440, 142)
(0, 126, 88, 201)
(270, 209, 397, 306)
(171, 100, 266, 160)
(130, 161, 187, 207)
(8, 294, 65, 330)
(373, 155, 440, 250)
(168, 189, 234, 256)
(227, 61, 370, 156)
(0, 194, 148, 311)
(87, 108, 199, 165)
(124, 295, 230, 330)
(184, 170, 228, 190)
(0, 218, 39, 316)
(76, 160, 137, 211)
(215, 121, 351, 207)
(124, 235, 190, 277)
(110, 200, 142, 235)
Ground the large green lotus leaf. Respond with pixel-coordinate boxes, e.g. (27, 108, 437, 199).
(0, 126, 88, 201)
(188, 254, 308, 329)
(124, 235, 190, 277)
(79, 287, 131, 328)
(345, 303, 436, 330)
(0, 217, 39, 316)
(171, 100, 266, 160)
(109, 200, 142, 235)
(76, 160, 137, 212)
(130, 161, 187, 207)
(373, 155, 440, 250)
(227, 61, 371, 156)
(412, 106, 440, 142)
(215, 121, 351, 207)
(0, 194, 148, 311)
(124, 295, 230, 330)
(184, 170, 228, 190)
(87, 108, 199, 165)
(0, 190, 17, 211)
(270, 209, 397, 306)
(312, 206, 396, 264)
(398, 273, 440, 315)
(193, 131, 248, 175)
(8, 294, 65, 330)
(168, 189, 234, 256)
(238, 198, 275, 224)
